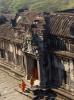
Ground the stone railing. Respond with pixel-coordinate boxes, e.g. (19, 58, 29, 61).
(0, 58, 25, 77)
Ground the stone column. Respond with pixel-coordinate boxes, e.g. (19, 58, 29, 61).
(23, 54, 28, 78)
(5, 51, 8, 61)
(47, 55, 51, 86)
(58, 68, 62, 86)
(0, 50, 1, 58)
(68, 42, 71, 51)
(21, 54, 26, 74)
(39, 54, 47, 88)
(69, 59, 74, 92)
(65, 70, 70, 90)
(13, 44, 17, 65)
(37, 59, 41, 84)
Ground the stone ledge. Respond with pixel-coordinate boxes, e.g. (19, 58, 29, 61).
(51, 88, 74, 100)
(0, 59, 25, 78)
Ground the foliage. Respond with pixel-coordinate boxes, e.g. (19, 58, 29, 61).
(0, 0, 74, 13)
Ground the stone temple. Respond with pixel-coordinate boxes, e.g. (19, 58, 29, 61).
(0, 9, 74, 99)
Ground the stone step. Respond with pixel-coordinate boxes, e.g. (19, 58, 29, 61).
(15, 88, 35, 99)
(52, 88, 74, 100)
(0, 69, 31, 100)
(0, 60, 25, 76)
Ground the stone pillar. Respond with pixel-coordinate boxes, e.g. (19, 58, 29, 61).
(68, 42, 71, 51)
(61, 59, 70, 89)
(39, 54, 47, 88)
(47, 55, 51, 86)
(69, 59, 74, 92)
(65, 59, 74, 91)
(21, 54, 26, 74)
(65, 70, 70, 90)
(58, 68, 62, 86)
(13, 44, 17, 65)
(0, 50, 1, 58)
(5, 51, 8, 61)
(37, 59, 41, 84)
(23, 54, 28, 78)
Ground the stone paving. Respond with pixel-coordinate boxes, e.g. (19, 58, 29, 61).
(0, 69, 31, 100)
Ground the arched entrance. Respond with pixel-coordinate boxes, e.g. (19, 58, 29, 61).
(25, 55, 39, 81)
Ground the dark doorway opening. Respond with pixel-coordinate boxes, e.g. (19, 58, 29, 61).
(0, 49, 5, 58)
(32, 59, 38, 80)
(63, 70, 67, 84)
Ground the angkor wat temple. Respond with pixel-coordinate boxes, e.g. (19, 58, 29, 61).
(0, 9, 74, 99)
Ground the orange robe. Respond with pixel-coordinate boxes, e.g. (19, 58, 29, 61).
(19, 80, 26, 92)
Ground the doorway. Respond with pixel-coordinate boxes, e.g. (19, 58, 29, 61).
(31, 59, 38, 80)
(0, 49, 5, 58)
(26, 55, 39, 80)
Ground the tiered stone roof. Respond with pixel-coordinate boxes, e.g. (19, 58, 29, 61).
(49, 13, 74, 39)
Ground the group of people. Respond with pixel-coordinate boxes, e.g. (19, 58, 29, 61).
(19, 79, 34, 93)
(19, 67, 39, 93)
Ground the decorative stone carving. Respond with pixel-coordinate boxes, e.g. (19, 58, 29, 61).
(22, 33, 40, 58)
(22, 33, 32, 52)
(26, 34, 32, 53)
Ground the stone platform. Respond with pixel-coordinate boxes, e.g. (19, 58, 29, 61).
(0, 69, 32, 100)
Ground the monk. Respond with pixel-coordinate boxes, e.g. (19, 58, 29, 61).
(19, 80, 26, 92)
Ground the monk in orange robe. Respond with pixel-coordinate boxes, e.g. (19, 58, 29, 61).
(19, 80, 26, 92)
